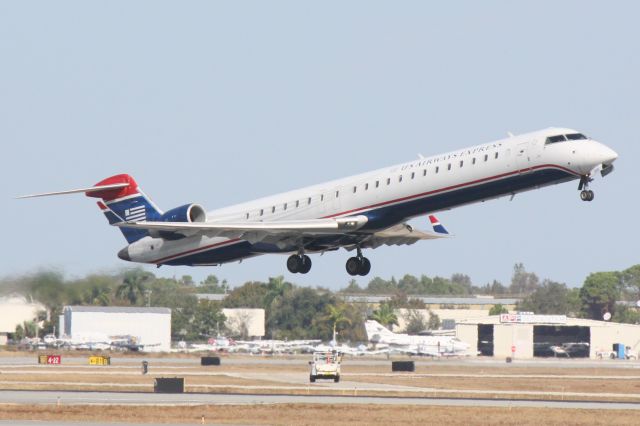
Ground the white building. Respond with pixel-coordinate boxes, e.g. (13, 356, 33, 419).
(0, 295, 46, 345)
(62, 306, 171, 352)
(222, 308, 265, 338)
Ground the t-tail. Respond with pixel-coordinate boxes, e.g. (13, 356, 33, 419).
(88, 174, 163, 243)
(17, 173, 162, 244)
(364, 320, 396, 343)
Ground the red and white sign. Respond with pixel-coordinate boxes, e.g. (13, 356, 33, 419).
(47, 355, 61, 365)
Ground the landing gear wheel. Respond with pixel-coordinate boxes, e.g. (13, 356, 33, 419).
(287, 255, 301, 273)
(299, 255, 312, 274)
(580, 190, 594, 202)
(358, 257, 371, 276)
(346, 257, 361, 276)
(287, 254, 312, 274)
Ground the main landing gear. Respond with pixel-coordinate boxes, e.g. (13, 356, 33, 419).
(287, 254, 312, 274)
(578, 176, 594, 202)
(346, 248, 371, 276)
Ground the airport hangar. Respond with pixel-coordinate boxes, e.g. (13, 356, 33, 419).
(456, 313, 640, 359)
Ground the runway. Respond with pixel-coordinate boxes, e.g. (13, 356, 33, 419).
(2, 389, 640, 410)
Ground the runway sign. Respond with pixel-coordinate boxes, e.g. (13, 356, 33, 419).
(88, 356, 111, 366)
(154, 377, 184, 393)
(38, 355, 61, 365)
(201, 356, 221, 366)
(391, 361, 415, 372)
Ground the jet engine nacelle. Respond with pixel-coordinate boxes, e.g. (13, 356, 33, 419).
(159, 204, 207, 223)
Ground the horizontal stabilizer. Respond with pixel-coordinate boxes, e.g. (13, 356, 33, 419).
(16, 183, 129, 199)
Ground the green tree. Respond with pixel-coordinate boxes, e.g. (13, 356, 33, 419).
(489, 304, 509, 315)
(517, 280, 574, 315)
(622, 265, 640, 299)
(612, 305, 640, 324)
(224, 281, 269, 309)
(342, 279, 362, 293)
(580, 271, 621, 319)
(509, 263, 540, 295)
(269, 287, 337, 340)
(403, 309, 427, 334)
(199, 275, 228, 294)
(325, 304, 352, 342)
(371, 303, 398, 327)
(116, 269, 152, 305)
(427, 310, 441, 330)
(191, 300, 226, 339)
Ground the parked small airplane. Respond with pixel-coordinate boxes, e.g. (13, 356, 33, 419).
(365, 320, 470, 356)
(19, 128, 617, 275)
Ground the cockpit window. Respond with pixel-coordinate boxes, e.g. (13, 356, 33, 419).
(566, 133, 587, 140)
(545, 135, 567, 144)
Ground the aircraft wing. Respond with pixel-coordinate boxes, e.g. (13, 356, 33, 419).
(116, 215, 369, 241)
(361, 215, 451, 249)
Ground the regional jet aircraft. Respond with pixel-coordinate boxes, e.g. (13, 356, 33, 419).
(365, 320, 470, 356)
(19, 128, 617, 276)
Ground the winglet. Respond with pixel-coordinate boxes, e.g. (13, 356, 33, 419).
(428, 215, 449, 235)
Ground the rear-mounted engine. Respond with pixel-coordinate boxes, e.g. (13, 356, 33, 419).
(159, 204, 206, 223)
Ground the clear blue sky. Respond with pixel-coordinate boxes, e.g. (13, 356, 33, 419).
(2, 1, 638, 290)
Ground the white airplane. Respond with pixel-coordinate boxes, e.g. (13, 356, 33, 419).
(365, 320, 470, 356)
(19, 128, 617, 275)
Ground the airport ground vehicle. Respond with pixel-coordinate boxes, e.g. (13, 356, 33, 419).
(309, 351, 342, 383)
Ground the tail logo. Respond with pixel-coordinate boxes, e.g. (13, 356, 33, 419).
(124, 205, 146, 222)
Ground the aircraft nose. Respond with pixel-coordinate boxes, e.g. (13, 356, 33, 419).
(599, 145, 618, 165)
(117, 247, 130, 261)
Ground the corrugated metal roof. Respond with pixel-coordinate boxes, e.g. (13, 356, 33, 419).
(64, 306, 170, 314)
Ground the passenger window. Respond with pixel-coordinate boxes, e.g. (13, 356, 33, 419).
(447, 163, 451, 171)
(495, 152, 499, 159)
(459, 160, 463, 168)
(387, 178, 391, 185)
(335, 190, 339, 198)
(284, 203, 287, 211)
(398, 175, 403, 182)
(365, 183, 369, 190)
(411, 172, 415, 179)
(423, 169, 426, 176)
(245, 213, 249, 219)
(260, 209, 264, 216)
(307, 197, 311, 205)
(272, 206, 275, 213)
(353, 186, 357, 193)
(320, 194, 324, 202)
(472, 157, 476, 165)
(484, 154, 488, 162)
(435, 166, 439, 173)
(296, 200, 299, 208)
(375, 180, 379, 188)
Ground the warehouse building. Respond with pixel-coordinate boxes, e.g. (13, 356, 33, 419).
(456, 313, 640, 359)
(61, 306, 171, 352)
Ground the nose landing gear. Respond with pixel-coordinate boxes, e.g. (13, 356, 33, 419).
(578, 176, 594, 202)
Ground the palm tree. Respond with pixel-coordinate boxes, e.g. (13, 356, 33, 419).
(116, 269, 151, 305)
(371, 303, 398, 328)
(325, 304, 352, 343)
